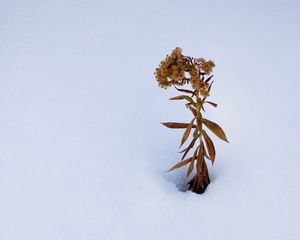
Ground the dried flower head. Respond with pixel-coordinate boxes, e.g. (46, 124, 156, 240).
(155, 47, 215, 97)
(155, 47, 186, 88)
(199, 59, 215, 75)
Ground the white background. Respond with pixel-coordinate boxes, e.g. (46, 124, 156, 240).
(1, 0, 300, 239)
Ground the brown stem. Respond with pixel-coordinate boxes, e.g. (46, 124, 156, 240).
(188, 90, 210, 194)
(188, 160, 210, 194)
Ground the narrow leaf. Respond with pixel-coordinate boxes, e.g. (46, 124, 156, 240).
(180, 118, 195, 147)
(174, 86, 194, 94)
(186, 162, 194, 177)
(196, 142, 205, 173)
(202, 130, 216, 164)
(161, 122, 196, 129)
(203, 143, 209, 159)
(167, 157, 192, 172)
(205, 75, 214, 83)
(186, 146, 199, 177)
(187, 105, 197, 116)
(196, 112, 202, 132)
(205, 101, 218, 107)
(207, 81, 214, 93)
(181, 133, 198, 160)
(202, 118, 229, 142)
(192, 128, 198, 138)
(169, 95, 195, 105)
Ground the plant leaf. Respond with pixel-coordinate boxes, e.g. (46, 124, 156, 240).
(186, 146, 199, 177)
(174, 86, 194, 94)
(180, 118, 195, 147)
(202, 118, 229, 142)
(205, 101, 218, 107)
(181, 132, 198, 160)
(181, 138, 196, 160)
(203, 143, 209, 159)
(167, 157, 193, 172)
(161, 122, 196, 129)
(207, 81, 214, 93)
(196, 142, 205, 173)
(196, 112, 202, 132)
(202, 130, 216, 164)
(186, 162, 194, 177)
(169, 95, 195, 105)
(205, 75, 214, 83)
(192, 128, 198, 138)
(187, 105, 197, 116)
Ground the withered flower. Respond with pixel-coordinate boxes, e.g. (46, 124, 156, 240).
(155, 48, 228, 194)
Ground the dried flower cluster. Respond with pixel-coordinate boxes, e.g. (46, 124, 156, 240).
(155, 47, 215, 98)
(156, 48, 228, 194)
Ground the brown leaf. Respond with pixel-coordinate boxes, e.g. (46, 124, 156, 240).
(174, 86, 194, 94)
(187, 105, 197, 116)
(169, 95, 195, 105)
(196, 142, 205, 173)
(181, 133, 198, 160)
(192, 128, 198, 138)
(207, 81, 214, 93)
(202, 130, 216, 164)
(202, 118, 229, 143)
(180, 118, 195, 147)
(203, 144, 209, 159)
(196, 112, 202, 132)
(186, 146, 199, 177)
(186, 162, 194, 177)
(205, 101, 218, 107)
(161, 122, 197, 129)
(205, 75, 214, 83)
(167, 157, 193, 172)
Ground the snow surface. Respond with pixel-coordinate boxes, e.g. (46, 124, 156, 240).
(1, 0, 300, 239)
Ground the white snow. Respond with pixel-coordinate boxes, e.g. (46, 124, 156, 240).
(1, 1, 300, 239)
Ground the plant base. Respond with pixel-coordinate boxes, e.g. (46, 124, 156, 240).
(187, 161, 210, 194)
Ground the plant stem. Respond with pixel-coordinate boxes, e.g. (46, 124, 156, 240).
(195, 91, 203, 145)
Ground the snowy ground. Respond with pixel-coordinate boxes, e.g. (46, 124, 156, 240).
(1, 1, 300, 239)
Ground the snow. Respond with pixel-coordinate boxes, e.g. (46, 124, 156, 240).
(1, 0, 300, 239)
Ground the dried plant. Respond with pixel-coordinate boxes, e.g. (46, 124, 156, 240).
(155, 47, 228, 194)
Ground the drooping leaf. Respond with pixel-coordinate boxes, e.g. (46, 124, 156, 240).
(180, 118, 195, 147)
(202, 118, 229, 142)
(202, 130, 216, 163)
(169, 95, 195, 105)
(161, 122, 196, 129)
(174, 86, 194, 94)
(187, 146, 199, 177)
(167, 157, 193, 172)
(205, 101, 218, 107)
